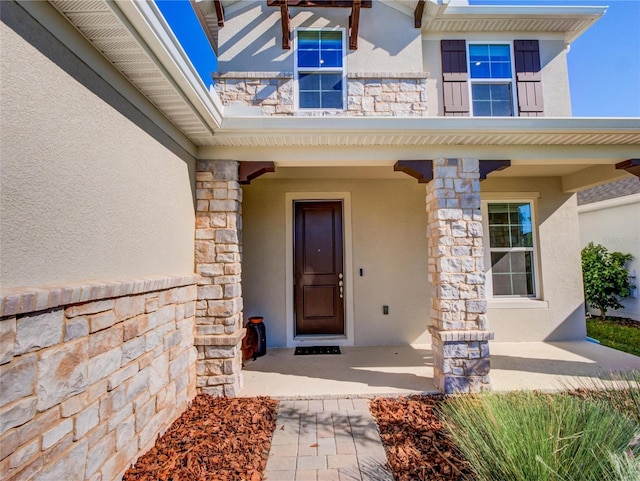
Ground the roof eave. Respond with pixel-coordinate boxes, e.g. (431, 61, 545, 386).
(211, 116, 640, 148)
(116, 0, 224, 129)
(423, 4, 607, 43)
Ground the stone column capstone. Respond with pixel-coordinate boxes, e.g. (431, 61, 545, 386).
(426, 158, 493, 393)
(194, 160, 245, 397)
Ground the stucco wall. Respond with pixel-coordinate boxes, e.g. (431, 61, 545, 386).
(578, 195, 640, 320)
(422, 37, 571, 117)
(217, 1, 423, 74)
(241, 174, 431, 347)
(539, 40, 572, 116)
(482, 177, 586, 341)
(0, 5, 196, 289)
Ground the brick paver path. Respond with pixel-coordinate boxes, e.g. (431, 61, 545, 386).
(265, 399, 393, 481)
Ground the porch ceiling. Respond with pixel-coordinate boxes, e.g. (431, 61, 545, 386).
(258, 164, 602, 180)
(240, 164, 637, 194)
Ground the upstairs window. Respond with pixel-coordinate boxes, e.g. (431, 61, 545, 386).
(295, 30, 345, 110)
(483, 201, 538, 298)
(468, 44, 516, 116)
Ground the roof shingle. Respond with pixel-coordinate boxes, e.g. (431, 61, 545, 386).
(577, 176, 640, 205)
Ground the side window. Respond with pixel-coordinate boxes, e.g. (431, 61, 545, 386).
(295, 30, 345, 110)
(483, 201, 538, 297)
(468, 44, 515, 117)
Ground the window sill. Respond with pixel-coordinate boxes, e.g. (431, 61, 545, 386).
(488, 299, 549, 309)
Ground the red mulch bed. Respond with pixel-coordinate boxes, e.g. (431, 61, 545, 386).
(123, 395, 278, 481)
(370, 396, 472, 481)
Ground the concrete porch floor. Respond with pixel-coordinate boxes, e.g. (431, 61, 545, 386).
(238, 342, 640, 398)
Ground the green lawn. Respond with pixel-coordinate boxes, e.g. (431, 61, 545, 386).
(586, 318, 640, 357)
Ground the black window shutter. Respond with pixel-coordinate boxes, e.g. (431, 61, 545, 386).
(441, 40, 469, 116)
(514, 40, 544, 116)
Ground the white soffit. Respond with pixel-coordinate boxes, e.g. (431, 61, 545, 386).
(423, 5, 607, 43)
(211, 117, 640, 148)
(49, 0, 222, 146)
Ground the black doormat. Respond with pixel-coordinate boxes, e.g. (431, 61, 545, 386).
(294, 346, 341, 355)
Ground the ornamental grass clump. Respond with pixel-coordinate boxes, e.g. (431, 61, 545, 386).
(567, 370, 640, 425)
(438, 391, 639, 481)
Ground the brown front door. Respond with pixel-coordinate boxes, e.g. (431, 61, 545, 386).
(294, 201, 345, 336)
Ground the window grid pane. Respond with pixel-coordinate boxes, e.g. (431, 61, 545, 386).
(298, 31, 342, 69)
(470, 44, 512, 79)
(298, 73, 343, 109)
(488, 202, 535, 297)
(472, 84, 513, 117)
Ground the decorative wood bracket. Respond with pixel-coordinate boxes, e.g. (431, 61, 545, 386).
(280, 0, 291, 49)
(480, 160, 511, 180)
(615, 159, 640, 178)
(349, 0, 361, 50)
(414, 0, 425, 28)
(267, 1, 372, 7)
(393, 160, 434, 183)
(213, 0, 225, 27)
(268, 1, 372, 49)
(239, 162, 276, 185)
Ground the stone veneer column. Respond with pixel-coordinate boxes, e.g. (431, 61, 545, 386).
(194, 160, 245, 397)
(427, 158, 493, 393)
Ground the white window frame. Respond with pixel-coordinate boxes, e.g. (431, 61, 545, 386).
(467, 41, 518, 117)
(293, 28, 347, 111)
(481, 195, 541, 300)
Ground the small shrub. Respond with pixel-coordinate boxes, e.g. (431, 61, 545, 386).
(581, 242, 634, 320)
(439, 391, 639, 481)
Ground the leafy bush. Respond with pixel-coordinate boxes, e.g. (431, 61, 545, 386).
(439, 391, 639, 481)
(581, 242, 634, 320)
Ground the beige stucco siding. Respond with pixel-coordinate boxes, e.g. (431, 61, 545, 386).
(482, 177, 586, 341)
(423, 37, 571, 117)
(539, 40, 572, 116)
(242, 176, 430, 347)
(578, 195, 640, 320)
(218, 2, 422, 74)
(0, 15, 196, 288)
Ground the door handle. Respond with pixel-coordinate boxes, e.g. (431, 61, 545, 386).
(339, 279, 344, 299)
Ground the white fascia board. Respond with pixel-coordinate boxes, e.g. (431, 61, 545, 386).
(115, 0, 224, 130)
(219, 116, 640, 135)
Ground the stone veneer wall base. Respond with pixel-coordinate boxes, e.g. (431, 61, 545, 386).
(0, 275, 199, 481)
(213, 72, 429, 117)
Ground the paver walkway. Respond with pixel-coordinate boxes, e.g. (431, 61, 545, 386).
(265, 399, 393, 481)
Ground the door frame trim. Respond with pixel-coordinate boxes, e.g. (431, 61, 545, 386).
(285, 192, 355, 348)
